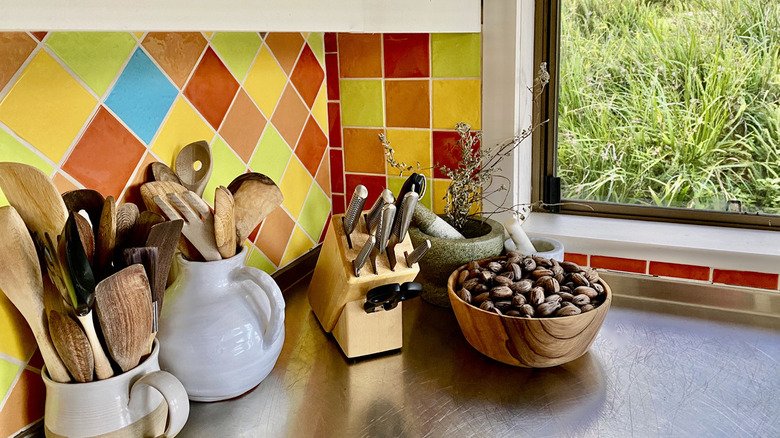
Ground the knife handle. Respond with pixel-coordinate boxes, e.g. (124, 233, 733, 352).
(404, 240, 431, 266)
(374, 203, 396, 252)
(344, 185, 367, 237)
(366, 189, 394, 233)
(394, 191, 419, 242)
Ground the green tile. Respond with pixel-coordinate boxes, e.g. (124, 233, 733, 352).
(431, 33, 481, 78)
(307, 33, 325, 66)
(203, 136, 247, 205)
(210, 32, 263, 82)
(298, 185, 331, 240)
(0, 359, 21, 403)
(339, 80, 384, 127)
(247, 246, 276, 275)
(46, 32, 137, 96)
(0, 128, 54, 207)
(388, 176, 432, 210)
(249, 124, 291, 185)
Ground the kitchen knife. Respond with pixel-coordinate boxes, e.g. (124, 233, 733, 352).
(365, 189, 394, 234)
(343, 185, 368, 249)
(352, 235, 375, 277)
(404, 240, 431, 267)
(386, 191, 419, 270)
(368, 203, 396, 273)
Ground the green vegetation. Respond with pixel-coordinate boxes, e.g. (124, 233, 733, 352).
(558, 0, 780, 213)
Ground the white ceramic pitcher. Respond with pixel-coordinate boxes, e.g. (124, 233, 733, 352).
(157, 247, 285, 402)
(42, 339, 189, 438)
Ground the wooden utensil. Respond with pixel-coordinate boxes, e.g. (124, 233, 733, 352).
(123, 247, 159, 355)
(95, 264, 153, 372)
(148, 162, 182, 185)
(73, 212, 95, 266)
(227, 173, 283, 244)
(214, 186, 237, 258)
(140, 181, 187, 216)
(62, 189, 105, 237)
(130, 210, 165, 248)
(95, 196, 116, 278)
(115, 202, 139, 252)
(145, 219, 184, 315)
(48, 310, 94, 383)
(154, 191, 221, 261)
(0, 162, 67, 238)
(0, 206, 70, 382)
(175, 140, 213, 197)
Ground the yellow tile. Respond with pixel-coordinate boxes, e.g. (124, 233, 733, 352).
(0, 128, 55, 207)
(385, 129, 431, 177)
(311, 83, 328, 134)
(279, 158, 312, 219)
(203, 32, 214, 39)
(0, 51, 97, 163)
(281, 225, 315, 266)
(432, 79, 481, 130)
(247, 246, 276, 275)
(202, 136, 247, 205)
(0, 291, 37, 361)
(244, 45, 287, 118)
(432, 178, 450, 215)
(150, 97, 215, 165)
(132, 32, 145, 39)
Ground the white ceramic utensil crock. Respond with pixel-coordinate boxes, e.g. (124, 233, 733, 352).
(157, 247, 285, 402)
(42, 339, 189, 438)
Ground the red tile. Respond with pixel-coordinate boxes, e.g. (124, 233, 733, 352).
(63, 106, 146, 199)
(0, 32, 38, 92)
(183, 47, 239, 130)
(385, 80, 429, 128)
(319, 213, 331, 243)
(324, 32, 338, 53)
(432, 130, 480, 179)
(590, 255, 647, 274)
(27, 348, 44, 370)
(332, 193, 345, 215)
(325, 53, 340, 100)
(329, 148, 344, 194)
(713, 269, 779, 290)
(345, 174, 386, 210)
(295, 116, 329, 176)
(564, 253, 588, 267)
(383, 33, 430, 78)
(337, 33, 382, 78)
(220, 90, 267, 163)
(271, 86, 309, 147)
(255, 208, 295, 266)
(327, 102, 342, 149)
(247, 222, 262, 245)
(291, 45, 325, 108)
(30, 32, 47, 42)
(264, 32, 305, 75)
(649, 261, 710, 281)
(0, 369, 45, 437)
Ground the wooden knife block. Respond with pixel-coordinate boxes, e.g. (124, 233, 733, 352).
(307, 214, 419, 357)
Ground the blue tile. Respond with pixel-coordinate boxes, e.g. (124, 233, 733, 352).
(105, 49, 178, 144)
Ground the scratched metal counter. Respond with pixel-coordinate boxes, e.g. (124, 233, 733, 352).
(180, 274, 780, 438)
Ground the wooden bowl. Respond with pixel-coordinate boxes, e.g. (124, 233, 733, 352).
(447, 259, 612, 368)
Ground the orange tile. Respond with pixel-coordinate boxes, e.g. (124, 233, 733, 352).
(183, 47, 239, 130)
(0, 369, 45, 437)
(30, 32, 47, 42)
(62, 106, 146, 199)
(315, 151, 330, 196)
(385, 80, 430, 128)
(649, 261, 710, 281)
(120, 152, 156, 207)
(295, 116, 329, 177)
(51, 172, 80, 194)
(264, 32, 305, 75)
(590, 255, 647, 274)
(255, 207, 295, 266)
(337, 34, 382, 78)
(271, 86, 309, 148)
(342, 128, 386, 174)
(713, 269, 779, 290)
(0, 32, 38, 92)
(219, 90, 267, 163)
(563, 253, 588, 267)
(142, 32, 207, 88)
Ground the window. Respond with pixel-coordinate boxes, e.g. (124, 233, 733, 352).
(534, 0, 780, 230)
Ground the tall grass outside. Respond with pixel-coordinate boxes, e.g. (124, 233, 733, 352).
(558, 0, 780, 213)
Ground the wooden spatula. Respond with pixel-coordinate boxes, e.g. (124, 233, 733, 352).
(140, 181, 187, 216)
(62, 189, 105, 238)
(115, 202, 139, 252)
(130, 211, 165, 248)
(145, 219, 184, 315)
(94, 264, 153, 372)
(214, 186, 237, 258)
(175, 140, 213, 197)
(149, 162, 182, 185)
(227, 173, 283, 244)
(0, 162, 67, 239)
(154, 191, 222, 261)
(48, 310, 94, 382)
(95, 196, 116, 278)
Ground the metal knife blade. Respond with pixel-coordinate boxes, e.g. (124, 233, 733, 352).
(343, 185, 367, 248)
(374, 203, 396, 254)
(386, 191, 419, 270)
(365, 189, 395, 234)
(404, 240, 431, 266)
(352, 235, 375, 277)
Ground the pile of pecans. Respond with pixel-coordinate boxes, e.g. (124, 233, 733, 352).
(455, 252, 606, 318)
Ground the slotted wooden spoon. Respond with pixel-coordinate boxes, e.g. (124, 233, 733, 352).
(175, 141, 212, 197)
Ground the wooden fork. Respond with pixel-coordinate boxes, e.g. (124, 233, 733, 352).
(153, 191, 222, 261)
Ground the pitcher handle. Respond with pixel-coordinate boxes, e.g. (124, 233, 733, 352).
(234, 266, 286, 349)
(130, 370, 190, 438)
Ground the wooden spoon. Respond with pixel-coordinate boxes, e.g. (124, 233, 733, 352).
(0, 206, 70, 382)
(148, 162, 182, 185)
(145, 219, 184, 316)
(123, 247, 159, 355)
(72, 213, 95, 266)
(94, 264, 153, 372)
(62, 189, 105, 237)
(0, 162, 67, 239)
(48, 310, 94, 383)
(115, 202, 139, 252)
(130, 210, 165, 248)
(140, 181, 187, 216)
(214, 186, 236, 258)
(227, 173, 284, 244)
(175, 140, 213, 197)
(95, 196, 116, 278)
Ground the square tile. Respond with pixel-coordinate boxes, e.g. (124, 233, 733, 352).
(385, 129, 432, 177)
(0, 369, 46, 438)
(63, 106, 146, 199)
(342, 128, 386, 174)
(255, 208, 295, 266)
(150, 97, 215, 165)
(433, 130, 478, 179)
(299, 184, 331, 241)
(202, 137, 247, 206)
(281, 225, 315, 266)
(279, 157, 313, 219)
(210, 32, 263, 82)
(271, 86, 309, 148)
(291, 44, 325, 108)
(337, 34, 382, 78)
(388, 175, 431, 210)
(340, 80, 384, 127)
(432, 178, 452, 214)
(249, 124, 292, 185)
(325, 53, 340, 100)
(329, 148, 344, 194)
(295, 116, 329, 177)
(0, 32, 38, 92)
(264, 32, 305, 75)
(385, 80, 430, 128)
(324, 32, 338, 53)
(384, 33, 430, 78)
(432, 79, 481, 130)
(0, 291, 36, 361)
(244, 45, 288, 117)
(345, 173, 386, 210)
(184, 47, 240, 130)
(327, 102, 342, 149)
(105, 48, 178, 144)
(0, 51, 97, 162)
(431, 33, 481, 78)
(142, 32, 207, 88)
(247, 247, 276, 275)
(219, 90, 267, 163)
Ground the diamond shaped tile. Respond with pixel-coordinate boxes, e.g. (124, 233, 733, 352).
(105, 49, 178, 144)
(0, 369, 45, 438)
(121, 151, 156, 207)
(250, 124, 291, 185)
(220, 89, 266, 163)
(307, 33, 325, 66)
(63, 106, 146, 199)
(244, 45, 287, 117)
(291, 44, 324, 108)
(0, 51, 97, 162)
(210, 32, 263, 82)
(295, 116, 328, 177)
(184, 47, 239, 130)
(271, 86, 309, 148)
(203, 137, 247, 206)
(255, 207, 295, 266)
(280, 157, 312, 219)
(0, 32, 37, 92)
(315, 151, 330, 196)
(247, 247, 276, 274)
(264, 32, 304, 75)
(281, 225, 315, 266)
(150, 97, 215, 165)
(46, 32, 136, 96)
(0, 291, 36, 361)
(30, 32, 47, 42)
(298, 184, 330, 243)
(51, 172, 79, 195)
(311, 83, 328, 132)
(142, 32, 207, 88)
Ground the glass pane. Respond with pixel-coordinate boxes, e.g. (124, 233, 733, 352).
(558, 0, 780, 214)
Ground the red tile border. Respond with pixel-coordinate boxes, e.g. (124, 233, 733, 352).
(713, 269, 779, 290)
(329, 148, 344, 194)
(563, 253, 588, 267)
(325, 53, 340, 100)
(649, 261, 710, 281)
(332, 193, 345, 215)
(590, 255, 647, 274)
(324, 32, 338, 53)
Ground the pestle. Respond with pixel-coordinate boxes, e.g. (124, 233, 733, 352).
(504, 216, 537, 254)
(411, 204, 465, 239)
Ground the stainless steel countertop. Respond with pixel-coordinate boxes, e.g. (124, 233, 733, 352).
(180, 274, 780, 438)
